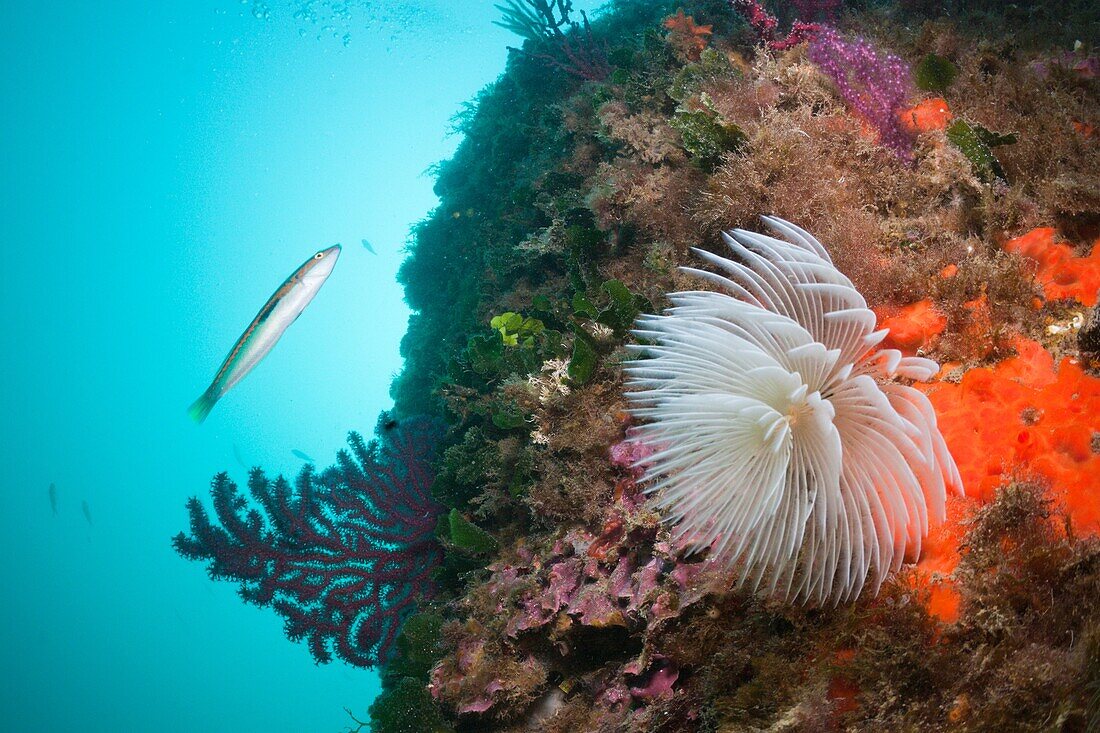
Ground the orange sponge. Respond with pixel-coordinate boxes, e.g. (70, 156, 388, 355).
(913, 338, 1098, 621)
(919, 338, 1099, 524)
(899, 97, 953, 134)
(1004, 227, 1100, 306)
(874, 299, 947, 352)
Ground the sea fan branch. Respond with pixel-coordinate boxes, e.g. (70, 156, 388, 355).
(172, 416, 445, 668)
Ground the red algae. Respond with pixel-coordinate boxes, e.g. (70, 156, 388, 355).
(1004, 227, 1100, 307)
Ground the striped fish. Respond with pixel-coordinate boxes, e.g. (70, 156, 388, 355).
(188, 245, 341, 423)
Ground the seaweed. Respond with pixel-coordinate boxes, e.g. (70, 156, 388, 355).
(914, 52, 959, 92)
(442, 509, 500, 557)
(367, 677, 452, 733)
(669, 101, 746, 172)
(946, 118, 1018, 183)
(490, 312, 546, 347)
(384, 611, 447, 682)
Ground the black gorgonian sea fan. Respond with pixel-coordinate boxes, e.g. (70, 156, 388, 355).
(173, 416, 444, 668)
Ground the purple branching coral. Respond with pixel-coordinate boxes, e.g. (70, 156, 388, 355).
(728, 0, 823, 51)
(173, 417, 443, 668)
(808, 27, 915, 162)
(728, 2, 915, 162)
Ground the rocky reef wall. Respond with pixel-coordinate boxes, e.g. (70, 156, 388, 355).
(378, 0, 1100, 729)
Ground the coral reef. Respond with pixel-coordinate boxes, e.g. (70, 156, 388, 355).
(373, 0, 1099, 728)
(174, 416, 443, 667)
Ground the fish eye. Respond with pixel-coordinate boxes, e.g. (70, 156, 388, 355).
(314, 252, 324, 259)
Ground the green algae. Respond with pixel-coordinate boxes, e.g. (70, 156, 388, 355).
(368, 677, 452, 733)
(914, 52, 959, 93)
(444, 508, 499, 556)
(946, 118, 1017, 183)
(670, 101, 746, 172)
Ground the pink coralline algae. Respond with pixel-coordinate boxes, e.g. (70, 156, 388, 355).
(428, 492, 715, 718)
(174, 417, 443, 668)
(1029, 48, 1100, 79)
(625, 655, 680, 700)
(609, 434, 656, 478)
(425, 433, 717, 722)
(596, 439, 660, 557)
(493, 530, 672, 638)
(808, 27, 915, 162)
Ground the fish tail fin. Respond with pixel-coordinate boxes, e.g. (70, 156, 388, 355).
(188, 388, 220, 424)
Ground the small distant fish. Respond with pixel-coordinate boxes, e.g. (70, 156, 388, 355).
(291, 449, 315, 463)
(189, 245, 341, 423)
(48, 483, 58, 515)
(361, 238, 376, 254)
(81, 500, 93, 526)
(232, 443, 249, 470)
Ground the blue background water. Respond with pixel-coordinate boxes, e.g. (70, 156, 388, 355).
(0, 2, 597, 730)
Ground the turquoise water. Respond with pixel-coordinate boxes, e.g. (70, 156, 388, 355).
(0, 2, 593, 729)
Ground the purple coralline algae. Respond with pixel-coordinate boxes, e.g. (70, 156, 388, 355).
(427, 464, 717, 721)
(608, 433, 655, 478)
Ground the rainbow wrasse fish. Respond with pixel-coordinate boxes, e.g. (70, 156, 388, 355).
(188, 245, 341, 423)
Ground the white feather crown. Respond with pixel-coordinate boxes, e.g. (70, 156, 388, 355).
(624, 216, 962, 605)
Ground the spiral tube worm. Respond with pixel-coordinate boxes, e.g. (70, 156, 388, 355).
(625, 217, 961, 605)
